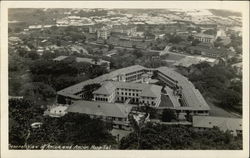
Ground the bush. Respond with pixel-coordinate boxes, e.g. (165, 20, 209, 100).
(162, 109, 177, 122)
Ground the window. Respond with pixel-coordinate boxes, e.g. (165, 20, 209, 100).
(129, 93, 131, 96)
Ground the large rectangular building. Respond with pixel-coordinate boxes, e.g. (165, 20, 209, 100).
(97, 26, 111, 40)
(67, 100, 133, 129)
(192, 116, 242, 136)
(93, 81, 162, 107)
(57, 65, 210, 116)
(193, 33, 216, 43)
(57, 65, 148, 103)
(156, 67, 210, 115)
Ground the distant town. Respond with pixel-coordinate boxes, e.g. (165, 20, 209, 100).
(8, 8, 242, 150)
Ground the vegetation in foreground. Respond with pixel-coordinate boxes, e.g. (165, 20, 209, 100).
(119, 123, 242, 150)
(9, 99, 116, 149)
(9, 98, 242, 150)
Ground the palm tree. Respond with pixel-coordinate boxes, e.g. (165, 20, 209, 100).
(129, 113, 148, 149)
(24, 129, 31, 149)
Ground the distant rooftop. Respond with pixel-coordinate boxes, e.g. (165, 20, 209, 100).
(53, 56, 110, 65)
(53, 56, 69, 61)
(194, 33, 215, 39)
(174, 56, 217, 68)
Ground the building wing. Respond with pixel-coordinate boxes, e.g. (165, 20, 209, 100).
(67, 100, 132, 118)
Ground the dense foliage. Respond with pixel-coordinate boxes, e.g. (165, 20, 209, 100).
(9, 99, 116, 149)
(9, 99, 44, 146)
(119, 123, 242, 150)
(110, 48, 167, 69)
(188, 63, 242, 113)
(29, 59, 106, 91)
(162, 109, 177, 122)
(82, 83, 101, 100)
(27, 113, 116, 147)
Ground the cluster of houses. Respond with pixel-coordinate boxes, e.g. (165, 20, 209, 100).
(20, 14, 239, 61)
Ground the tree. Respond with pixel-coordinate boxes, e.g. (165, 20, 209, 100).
(203, 29, 217, 35)
(25, 51, 40, 60)
(9, 99, 44, 146)
(9, 98, 116, 149)
(82, 83, 101, 100)
(119, 123, 242, 150)
(168, 35, 183, 44)
(162, 109, 177, 122)
(27, 113, 116, 147)
(219, 89, 241, 109)
(133, 49, 143, 58)
(187, 63, 241, 113)
(20, 82, 56, 103)
(187, 35, 194, 41)
(128, 113, 149, 149)
(196, 27, 201, 33)
(214, 37, 223, 47)
(91, 56, 100, 65)
(191, 39, 201, 46)
(108, 44, 114, 51)
(56, 39, 61, 46)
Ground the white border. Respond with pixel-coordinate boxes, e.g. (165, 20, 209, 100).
(1, 1, 249, 158)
